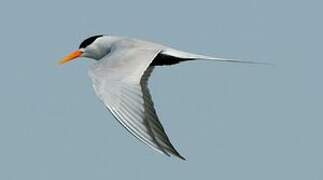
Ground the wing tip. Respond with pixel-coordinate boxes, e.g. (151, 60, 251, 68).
(156, 146, 186, 160)
(167, 149, 186, 160)
(175, 153, 186, 160)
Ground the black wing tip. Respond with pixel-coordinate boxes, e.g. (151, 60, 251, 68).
(163, 152, 186, 160)
(168, 150, 186, 160)
(159, 147, 186, 160)
(176, 154, 186, 160)
(171, 148, 186, 160)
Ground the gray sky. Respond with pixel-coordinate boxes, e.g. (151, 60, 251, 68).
(0, 0, 322, 179)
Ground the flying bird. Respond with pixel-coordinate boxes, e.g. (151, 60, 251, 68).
(59, 35, 264, 160)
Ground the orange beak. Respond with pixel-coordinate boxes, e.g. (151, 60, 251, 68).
(59, 50, 82, 64)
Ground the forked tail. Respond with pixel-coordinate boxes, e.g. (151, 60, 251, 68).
(160, 48, 272, 66)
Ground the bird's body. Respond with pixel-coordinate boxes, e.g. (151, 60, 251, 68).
(60, 35, 264, 160)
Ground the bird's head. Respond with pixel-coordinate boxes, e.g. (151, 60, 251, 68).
(59, 35, 109, 64)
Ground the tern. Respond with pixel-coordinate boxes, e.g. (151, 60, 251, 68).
(59, 35, 264, 160)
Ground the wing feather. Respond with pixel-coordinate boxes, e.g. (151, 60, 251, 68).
(89, 45, 185, 159)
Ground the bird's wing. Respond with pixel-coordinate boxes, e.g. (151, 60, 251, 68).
(88, 47, 185, 159)
(162, 48, 271, 65)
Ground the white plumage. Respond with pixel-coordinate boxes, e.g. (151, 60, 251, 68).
(60, 35, 265, 159)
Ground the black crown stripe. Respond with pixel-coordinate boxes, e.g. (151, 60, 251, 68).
(79, 35, 103, 49)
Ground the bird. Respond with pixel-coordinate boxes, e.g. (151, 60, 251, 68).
(59, 35, 266, 160)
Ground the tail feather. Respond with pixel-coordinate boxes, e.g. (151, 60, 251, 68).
(161, 49, 272, 66)
(201, 57, 273, 66)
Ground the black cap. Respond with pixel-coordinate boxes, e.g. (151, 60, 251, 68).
(79, 35, 103, 49)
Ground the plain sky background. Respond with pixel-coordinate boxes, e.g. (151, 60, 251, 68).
(0, 0, 322, 179)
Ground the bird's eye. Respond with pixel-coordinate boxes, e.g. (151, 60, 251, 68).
(79, 35, 103, 49)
